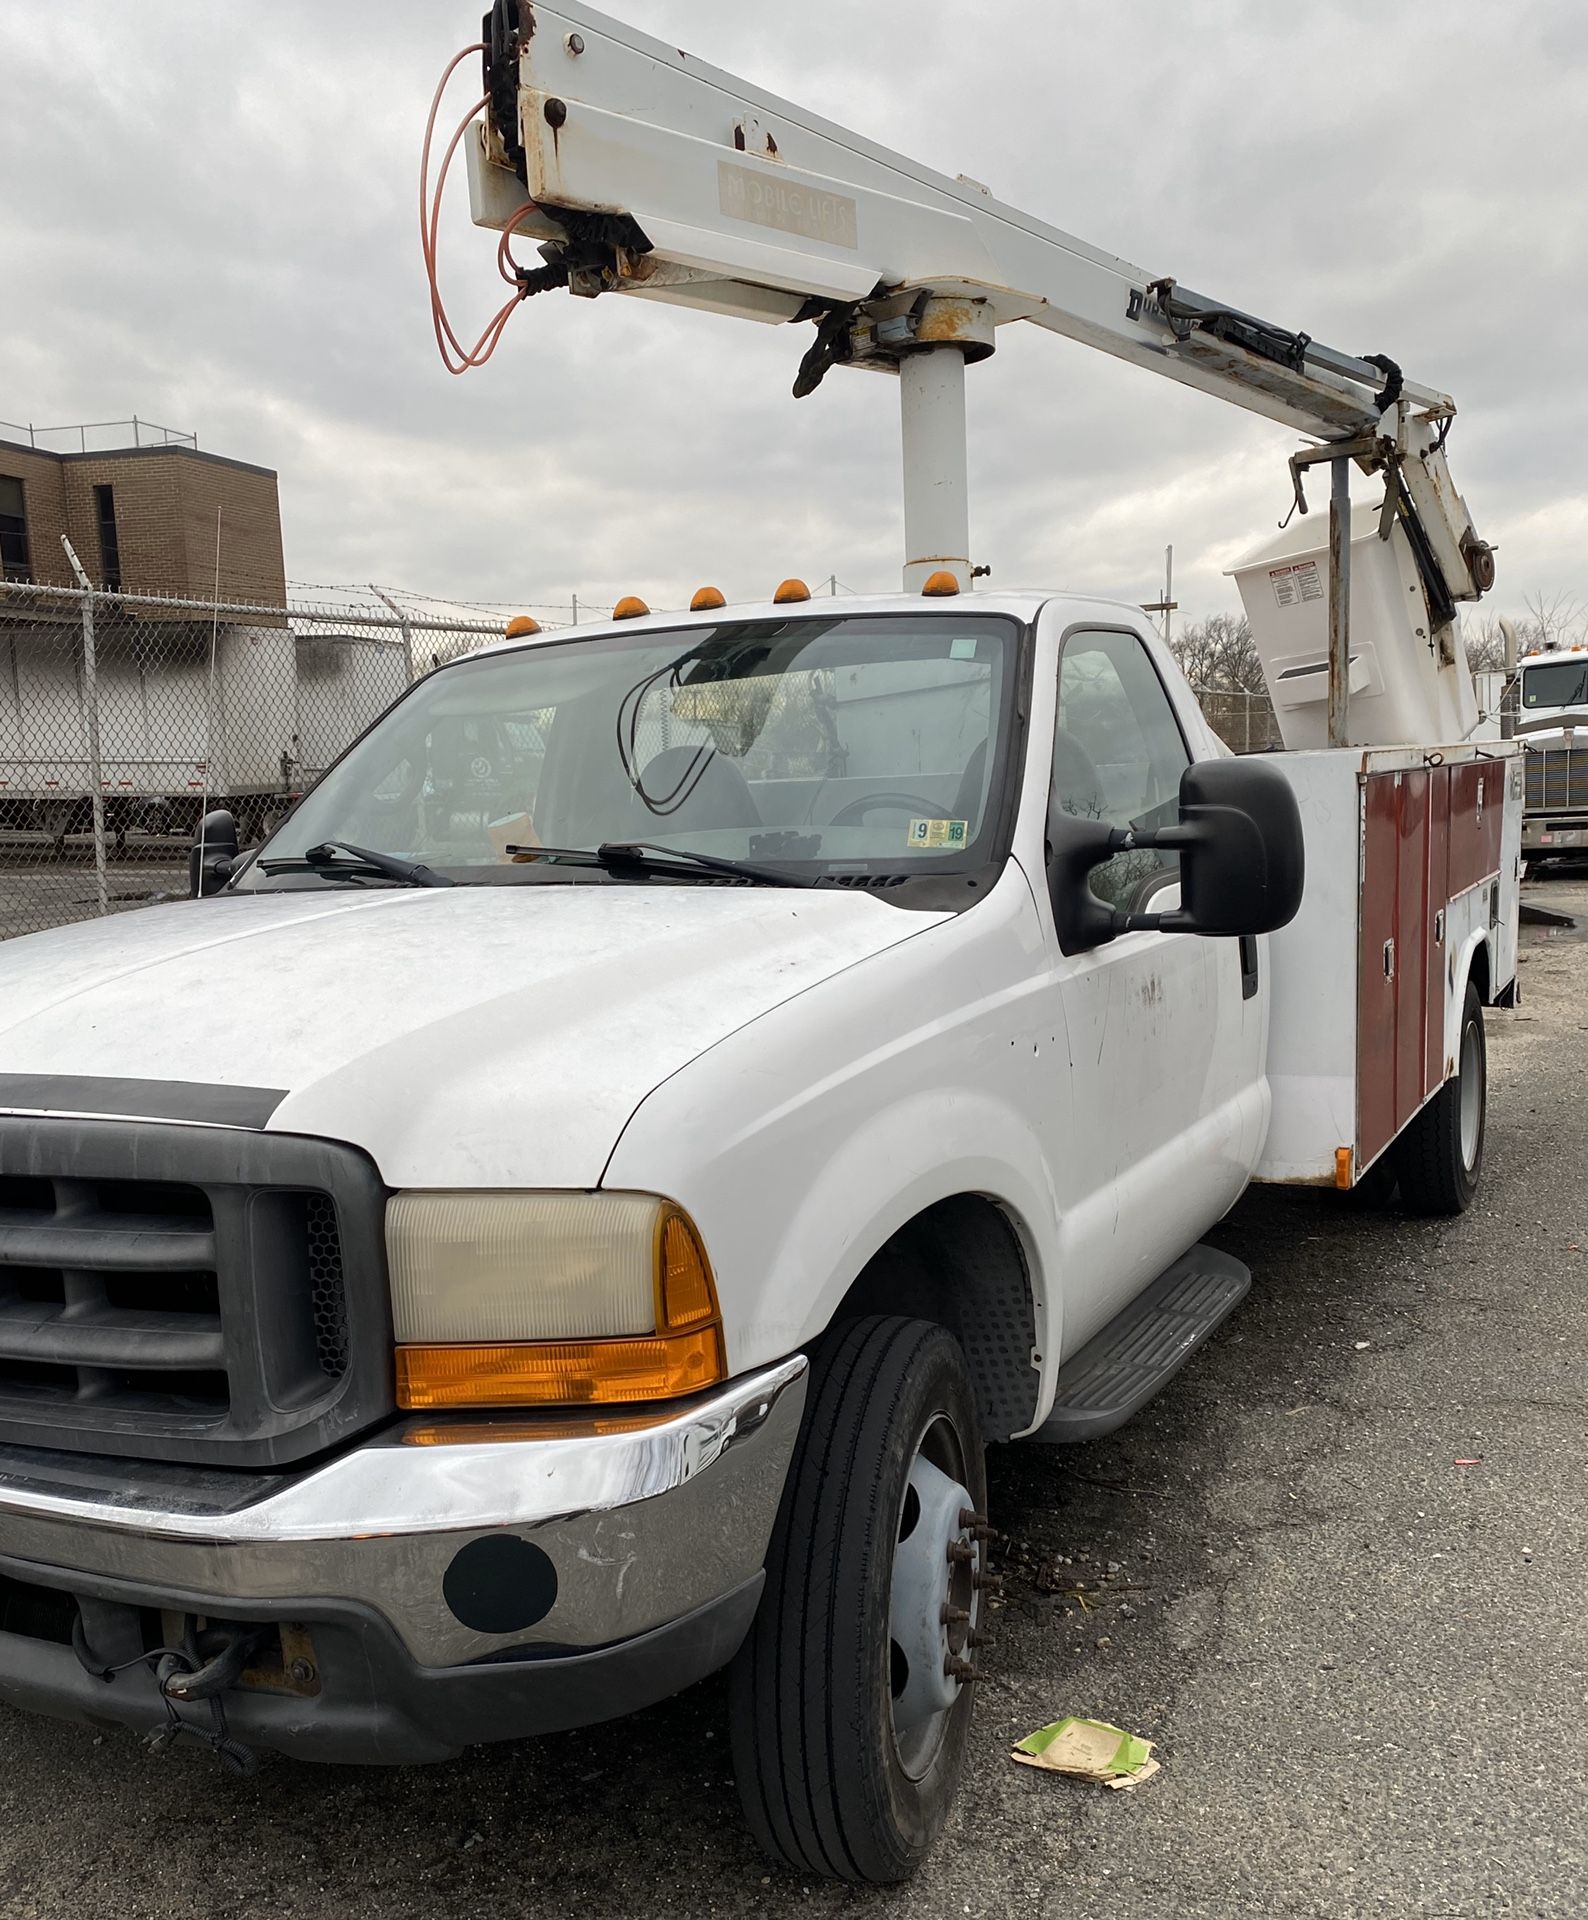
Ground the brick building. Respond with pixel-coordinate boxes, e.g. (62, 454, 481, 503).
(0, 426, 285, 606)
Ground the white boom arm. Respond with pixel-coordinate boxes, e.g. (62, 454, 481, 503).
(467, 0, 1492, 637)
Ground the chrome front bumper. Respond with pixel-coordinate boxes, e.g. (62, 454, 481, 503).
(0, 1357, 807, 1670)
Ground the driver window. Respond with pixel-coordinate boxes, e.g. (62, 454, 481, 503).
(1054, 629, 1190, 911)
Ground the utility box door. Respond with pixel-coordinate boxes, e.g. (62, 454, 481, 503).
(1357, 768, 1443, 1170)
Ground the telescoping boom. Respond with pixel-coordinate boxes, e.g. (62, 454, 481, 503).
(461, 0, 1492, 733)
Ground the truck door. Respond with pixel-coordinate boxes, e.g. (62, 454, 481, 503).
(1041, 626, 1260, 1350)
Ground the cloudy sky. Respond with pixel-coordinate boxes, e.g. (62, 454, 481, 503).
(4, 0, 1586, 625)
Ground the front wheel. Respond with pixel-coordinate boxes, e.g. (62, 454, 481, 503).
(729, 1315, 988, 1885)
(1395, 979, 1486, 1215)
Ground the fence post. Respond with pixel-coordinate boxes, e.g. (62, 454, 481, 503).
(60, 538, 109, 918)
(370, 587, 416, 686)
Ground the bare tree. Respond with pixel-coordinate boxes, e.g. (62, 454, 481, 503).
(1170, 613, 1267, 695)
(1170, 614, 1280, 751)
(1464, 616, 1509, 673)
(1522, 589, 1587, 652)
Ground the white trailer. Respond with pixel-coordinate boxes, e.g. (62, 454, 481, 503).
(0, 617, 409, 841)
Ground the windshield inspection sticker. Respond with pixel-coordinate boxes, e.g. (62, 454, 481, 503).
(908, 818, 969, 850)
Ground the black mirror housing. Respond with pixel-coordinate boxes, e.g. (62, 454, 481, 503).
(1048, 758, 1304, 953)
(188, 808, 239, 898)
(1156, 759, 1305, 938)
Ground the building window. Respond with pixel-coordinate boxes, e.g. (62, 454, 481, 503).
(0, 476, 30, 582)
(94, 484, 122, 590)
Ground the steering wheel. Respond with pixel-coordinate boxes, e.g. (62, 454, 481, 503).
(828, 791, 954, 828)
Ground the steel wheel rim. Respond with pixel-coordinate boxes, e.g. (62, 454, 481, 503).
(887, 1411, 980, 1781)
(1459, 1014, 1484, 1171)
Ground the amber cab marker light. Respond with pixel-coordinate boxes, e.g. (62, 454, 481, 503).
(1334, 1146, 1354, 1190)
(504, 614, 541, 637)
(921, 570, 961, 597)
(690, 586, 727, 611)
(773, 578, 811, 604)
(613, 594, 650, 620)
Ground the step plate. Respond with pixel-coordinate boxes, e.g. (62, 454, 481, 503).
(1034, 1245, 1251, 1444)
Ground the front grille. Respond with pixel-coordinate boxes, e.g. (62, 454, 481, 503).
(1525, 746, 1588, 813)
(0, 1120, 391, 1468)
(305, 1193, 349, 1379)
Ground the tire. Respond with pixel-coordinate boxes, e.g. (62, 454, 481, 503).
(1339, 1150, 1398, 1211)
(729, 1315, 988, 1885)
(1395, 980, 1486, 1215)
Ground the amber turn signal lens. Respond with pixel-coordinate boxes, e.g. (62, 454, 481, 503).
(504, 614, 542, 637)
(613, 594, 651, 619)
(396, 1328, 727, 1410)
(773, 578, 811, 604)
(1335, 1146, 1354, 1190)
(690, 586, 727, 611)
(658, 1208, 716, 1331)
(921, 570, 961, 597)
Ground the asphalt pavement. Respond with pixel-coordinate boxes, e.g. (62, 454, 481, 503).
(0, 875, 1582, 1918)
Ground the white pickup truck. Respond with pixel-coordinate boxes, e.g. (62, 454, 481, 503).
(0, 582, 1517, 1883)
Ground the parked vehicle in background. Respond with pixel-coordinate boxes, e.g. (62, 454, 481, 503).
(1514, 649, 1588, 862)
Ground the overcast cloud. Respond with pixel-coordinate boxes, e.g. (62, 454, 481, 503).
(3, 0, 1586, 624)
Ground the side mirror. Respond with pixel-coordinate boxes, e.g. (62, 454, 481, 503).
(188, 808, 239, 898)
(1049, 759, 1304, 955)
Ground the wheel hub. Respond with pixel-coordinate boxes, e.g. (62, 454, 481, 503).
(888, 1445, 985, 1778)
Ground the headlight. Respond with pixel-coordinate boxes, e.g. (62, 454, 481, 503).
(387, 1191, 725, 1410)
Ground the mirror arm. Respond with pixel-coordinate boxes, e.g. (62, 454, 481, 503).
(1099, 819, 1207, 938)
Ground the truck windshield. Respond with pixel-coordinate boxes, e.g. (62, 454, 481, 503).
(1521, 659, 1588, 710)
(238, 612, 1021, 891)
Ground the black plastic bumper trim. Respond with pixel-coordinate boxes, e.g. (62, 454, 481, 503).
(0, 1548, 763, 1763)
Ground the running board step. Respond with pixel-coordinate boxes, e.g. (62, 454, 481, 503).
(1033, 1245, 1251, 1444)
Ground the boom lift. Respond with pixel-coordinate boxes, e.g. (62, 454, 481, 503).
(461, 0, 1494, 749)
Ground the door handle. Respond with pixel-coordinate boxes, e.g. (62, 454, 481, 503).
(1383, 938, 1395, 979)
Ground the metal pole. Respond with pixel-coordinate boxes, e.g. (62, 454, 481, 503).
(1327, 456, 1352, 748)
(370, 587, 415, 686)
(571, 593, 580, 625)
(1162, 546, 1173, 646)
(899, 346, 971, 591)
(1499, 617, 1519, 740)
(60, 537, 109, 917)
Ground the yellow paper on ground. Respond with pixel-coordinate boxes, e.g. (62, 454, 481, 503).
(1010, 1716, 1159, 1789)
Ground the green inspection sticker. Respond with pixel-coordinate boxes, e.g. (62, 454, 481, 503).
(907, 818, 969, 849)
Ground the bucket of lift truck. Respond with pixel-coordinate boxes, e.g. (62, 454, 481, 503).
(1229, 501, 1480, 751)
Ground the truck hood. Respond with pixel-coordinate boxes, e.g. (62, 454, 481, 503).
(0, 887, 941, 1187)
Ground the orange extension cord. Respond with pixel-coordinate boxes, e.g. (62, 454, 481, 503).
(421, 43, 540, 375)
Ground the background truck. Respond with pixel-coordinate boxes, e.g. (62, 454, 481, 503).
(1512, 647, 1588, 861)
(0, 0, 1520, 1890)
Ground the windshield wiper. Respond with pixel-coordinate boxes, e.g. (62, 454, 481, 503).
(256, 840, 453, 887)
(505, 841, 817, 889)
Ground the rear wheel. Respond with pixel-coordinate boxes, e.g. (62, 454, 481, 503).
(729, 1315, 988, 1885)
(1395, 979, 1486, 1215)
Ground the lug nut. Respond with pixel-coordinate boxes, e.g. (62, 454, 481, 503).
(959, 1508, 990, 1530)
(289, 1658, 316, 1686)
(947, 1540, 975, 1567)
(973, 1571, 1003, 1593)
(941, 1604, 971, 1627)
(943, 1656, 980, 1683)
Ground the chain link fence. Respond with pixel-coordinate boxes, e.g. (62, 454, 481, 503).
(0, 579, 564, 941)
(1190, 686, 1284, 755)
